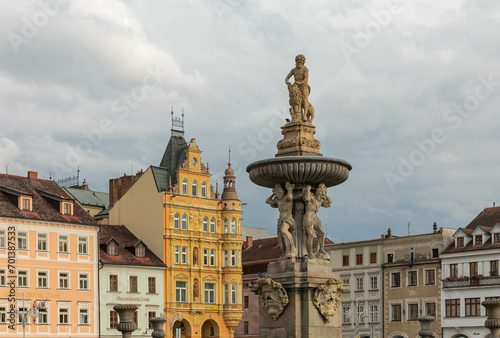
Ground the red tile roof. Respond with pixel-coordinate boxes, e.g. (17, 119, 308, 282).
(0, 173, 98, 225)
(99, 224, 166, 267)
(466, 206, 500, 229)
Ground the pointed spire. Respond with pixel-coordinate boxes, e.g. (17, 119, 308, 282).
(215, 180, 219, 198)
(228, 145, 231, 166)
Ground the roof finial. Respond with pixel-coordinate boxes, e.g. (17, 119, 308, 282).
(228, 145, 231, 166)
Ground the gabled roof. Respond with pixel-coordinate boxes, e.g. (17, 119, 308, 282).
(453, 228, 473, 237)
(466, 206, 500, 229)
(99, 224, 166, 267)
(65, 187, 108, 208)
(0, 173, 98, 225)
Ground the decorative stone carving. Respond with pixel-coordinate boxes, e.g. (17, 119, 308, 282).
(313, 277, 344, 322)
(266, 182, 297, 259)
(302, 184, 331, 260)
(482, 298, 500, 337)
(417, 315, 435, 338)
(113, 304, 138, 338)
(149, 316, 167, 338)
(285, 54, 313, 123)
(255, 278, 289, 320)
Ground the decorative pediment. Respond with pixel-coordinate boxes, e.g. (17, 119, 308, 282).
(453, 228, 470, 238)
(202, 275, 218, 282)
(174, 273, 189, 280)
(471, 226, 487, 236)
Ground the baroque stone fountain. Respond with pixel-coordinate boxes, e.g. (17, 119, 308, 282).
(246, 54, 351, 338)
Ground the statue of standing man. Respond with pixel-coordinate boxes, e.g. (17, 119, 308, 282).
(302, 184, 331, 260)
(266, 182, 297, 259)
(285, 54, 314, 123)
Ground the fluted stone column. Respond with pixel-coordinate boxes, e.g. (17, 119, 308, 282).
(150, 316, 167, 338)
(113, 304, 138, 338)
(482, 298, 500, 338)
(417, 316, 435, 338)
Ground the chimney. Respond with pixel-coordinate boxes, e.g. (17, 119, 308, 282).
(28, 171, 38, 180)
(244, 236, 253, 249)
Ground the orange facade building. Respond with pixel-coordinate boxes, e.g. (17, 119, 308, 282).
(0, 171, 100, 337)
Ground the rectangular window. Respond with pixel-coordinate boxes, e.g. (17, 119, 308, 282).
(18, 232, 27, 250)
(391, 272, 400, 288)
(22, 198, 31, 211)
(408, 271, 417, 286)
(342, 276, 350, 288)
(175, 246, 180, 264)
(224, 284, 229, 304)
(358, 305, 365, 323)
(109, 275, 118, 292)
(79, 308, 89, 325)
(370, 252, 377, 263)
(475, 234, 483, 245)
(387, 253, 394, 263)
(491, 260, 499, 276)
(37, 271, 48, 288)
(205, 283, 215, 304)
(231, 249, 236, 266)
(133, 311, 138, 326)
(369, 304, 378, 323)
(38, 311, 48, 324)
(203, 249, 209, 266)
(470, 262, 478, 277)
(129, 276, 138, 293)
(79, 274, 88, 290)
(356, 254, 363, 265)
(494, 233, 500, 243)
(231, 283, 237, 304)
(210, 249, 216, 266)
(59, 308, 69, 324)
(63, 203, 72, 215)
(446, 299, 460, 317)
(18, 270, 28, 287)
(370, 276, 378, 290)
(148, 311, 156, 329)
(431, 248, 439, 258)
(181, 246, 187, 264)
(223, 250, 228, 267)
(18, 307, 28, 323)
(450, 264, 458, 278)
(342, 306, 351, 324)
(110, 310, 118, 328)
(37, 233, 47, 251)
(59, 272, 69, 289)
(356, 277, 364, 291)
(456, 237, 464, 247)
(244, 295, 249, 308)
(425, 302, 436, 317)
(59, 235, 68, 253)
(148, 277, 156, 294)
(465, 298, 481, 317)
(78, 237, 88, 254)
(176, 281, 187, 302)
(391, 304, 402, 321)
(342, 255, 349, 266)
(425, 269, 435, 285)
(0, 230, 5, 248)
(0, 269, 5, 286)
(408, 303, 418, 321)
(0, 307, 6, 324)
(210, 218, 215, 233)
(244, 321, 249, 335)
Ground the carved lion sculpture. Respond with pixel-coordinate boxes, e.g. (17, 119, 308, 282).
(313, 277, 344, 322)
(255, 278, 289, 321)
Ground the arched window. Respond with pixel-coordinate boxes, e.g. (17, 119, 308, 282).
(182, 214, 187, 230)
(203, 217, 208, 232)
(192, 181, 197, 196)
(231, 218, 236, 234)
(174, 214, 180, 229)
(201, 182, 207, 198)
(210, 218, 215, 233)
(223, 219, 228, 234)
(182, 179, 187, 195)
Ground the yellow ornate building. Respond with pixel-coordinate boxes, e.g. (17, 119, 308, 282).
(109, 115, 243, 338)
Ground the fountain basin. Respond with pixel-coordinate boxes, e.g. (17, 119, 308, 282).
(246, 156, 352, 189)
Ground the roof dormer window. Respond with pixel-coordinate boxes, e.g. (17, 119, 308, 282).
(136, 244, 145, 258)
(456, 237, 464, 247)
(494, 233, 500, 244)
(108, 242, 117, 256)
(20, 197, 32, 211)
(62, 202, 73, 216)
(474, 234, 482, 246)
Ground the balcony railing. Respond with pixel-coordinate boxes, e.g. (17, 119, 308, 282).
(443, 276, 500, 288)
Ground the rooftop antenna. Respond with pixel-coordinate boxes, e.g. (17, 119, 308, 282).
(5, 166, 7, 175)
(408, 222, 410, 236)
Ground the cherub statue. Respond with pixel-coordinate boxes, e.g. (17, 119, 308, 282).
(266, 182, 297, 259)
(302, 184, 331, 260)
(285, 54, 314, 123)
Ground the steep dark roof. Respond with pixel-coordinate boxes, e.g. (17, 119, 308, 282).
(151, 166, 170, 192)
(99, 224, 166, 267)
(466, 206, 500, 229)
(0, 173, 98, 225)
(159, 131, 187, 185)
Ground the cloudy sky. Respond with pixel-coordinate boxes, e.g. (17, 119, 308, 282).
(2, 0, 500, 243)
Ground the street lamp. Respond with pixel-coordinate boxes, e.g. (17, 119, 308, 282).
(164, 301, 183, 338)
(354, 309, 367, 337)
(16, 294, 44, 338)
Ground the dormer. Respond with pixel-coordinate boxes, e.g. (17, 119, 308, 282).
(0, 185, 33, 212)
(453, 228, 471, 248)
(135, 242, 146, 258)
(19, 195, 33, 212)
(105, 238, 119, 256)
(472, 226, 489, 246)
(491, 224, 500, 244)
(37, 190, 74, 216)
(61, 201, 74, 216)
